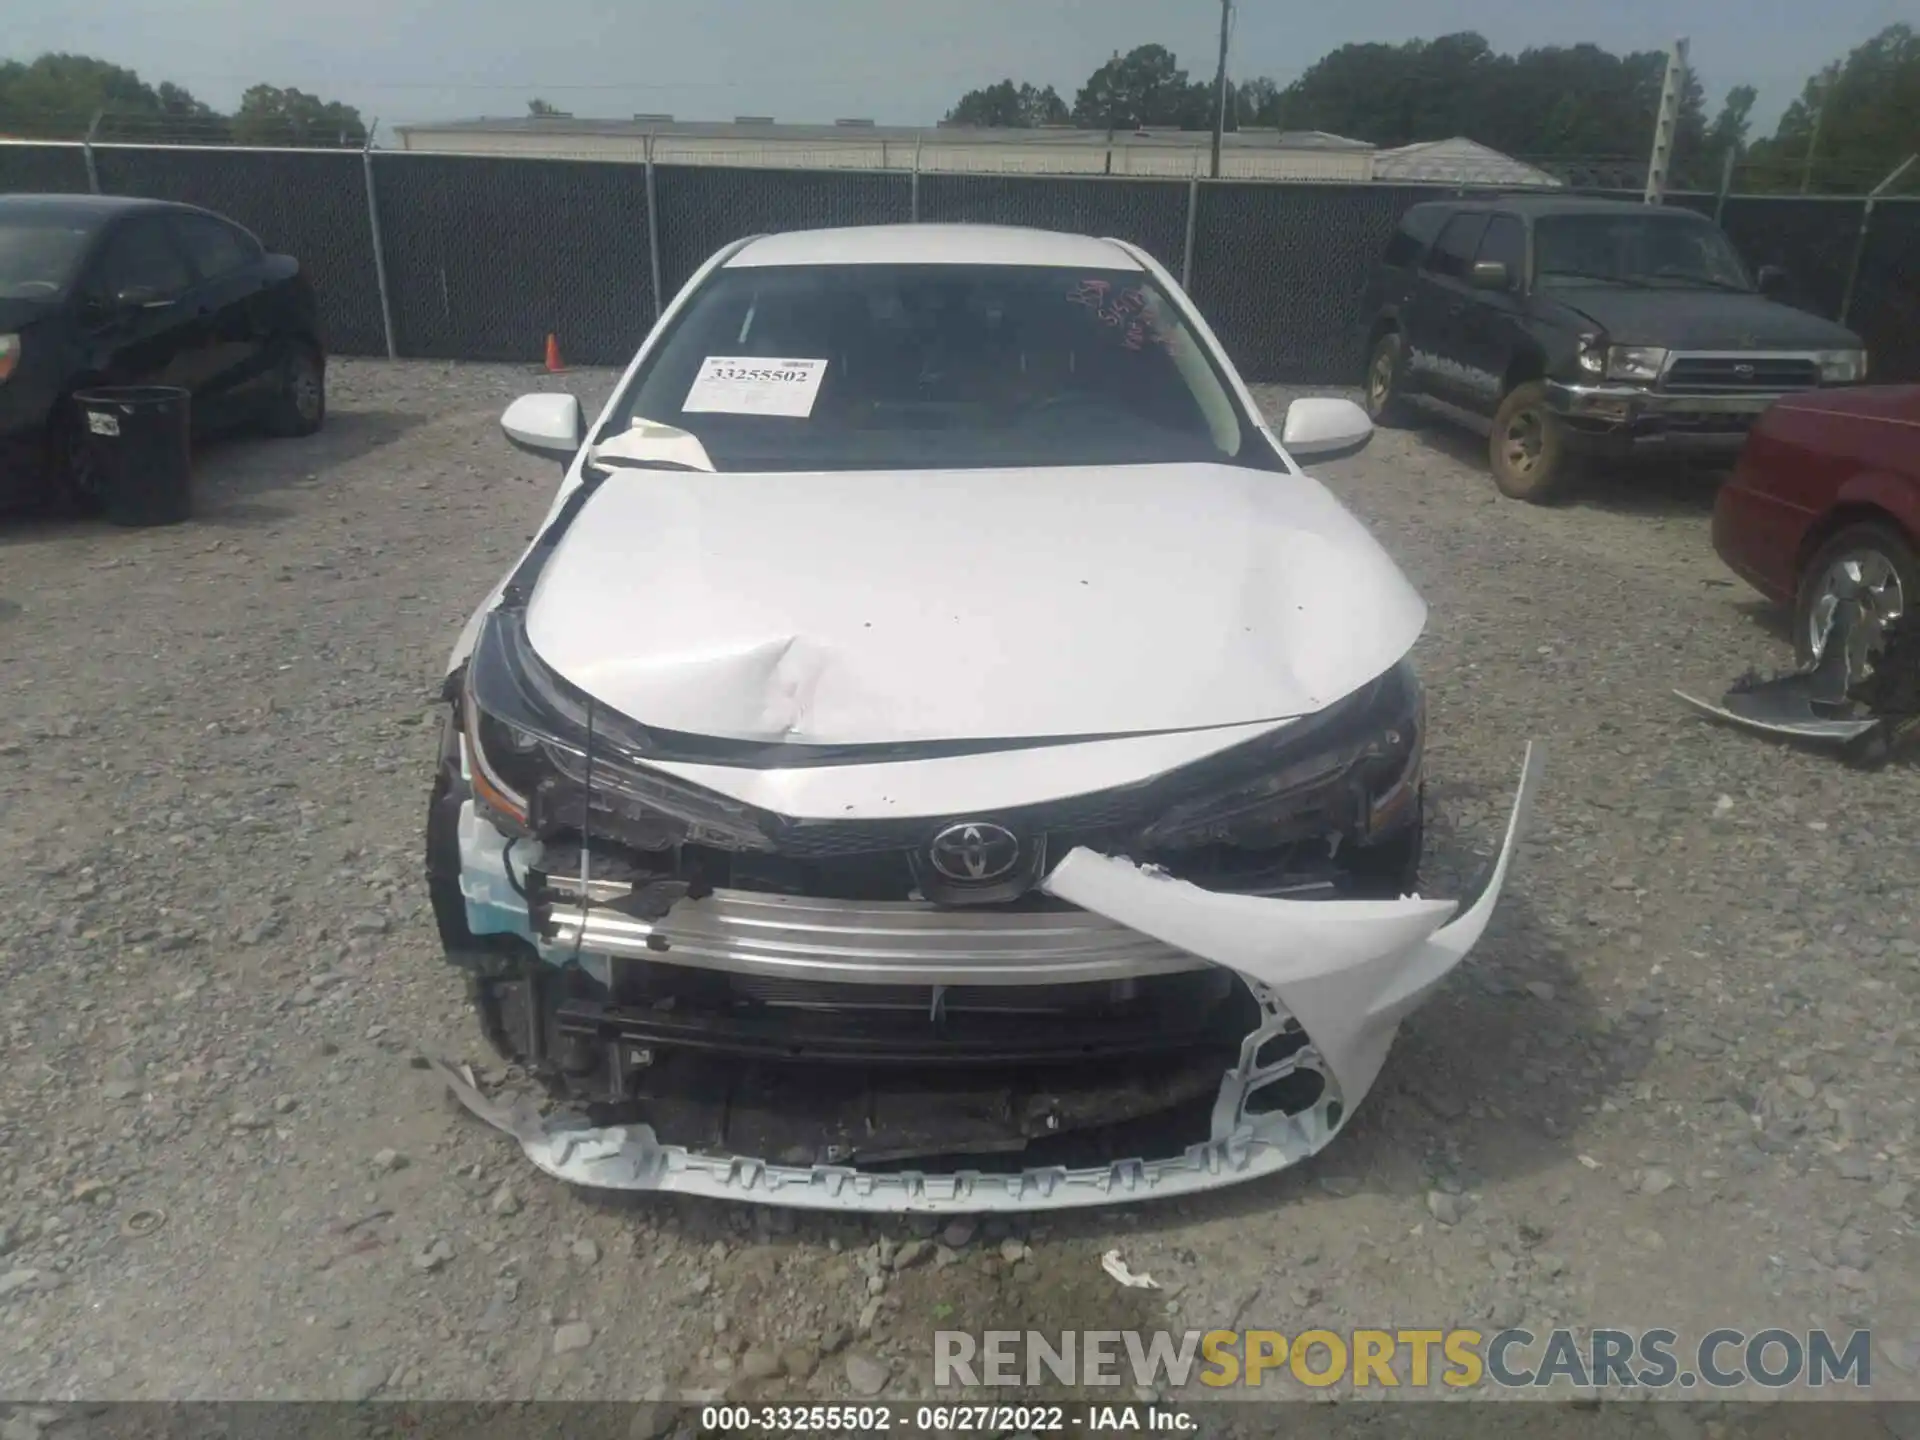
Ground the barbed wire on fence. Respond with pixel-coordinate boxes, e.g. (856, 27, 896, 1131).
(3, 109, 1915, 195)
(0, 109, 365, 148)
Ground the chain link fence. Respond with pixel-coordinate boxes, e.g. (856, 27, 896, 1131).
(917, 173, 1190, 276)
(0, 141, 90, 194)
(373, 154, 655, 362)
(652, 164, 910, 301)
(3, 139, 1915, 384)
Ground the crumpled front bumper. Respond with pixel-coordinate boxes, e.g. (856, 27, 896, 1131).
(442, 744, 1542, 1212)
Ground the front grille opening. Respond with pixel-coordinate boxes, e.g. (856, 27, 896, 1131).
(1253, 1025, 1310, 1071)
(526, 962, 1270, 1171)
(1243, 1066, 1326, 1118)
(1664, 356, 1819, 393)
(540, 829, 1381, 908)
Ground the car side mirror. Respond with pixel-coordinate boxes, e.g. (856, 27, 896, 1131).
(1282, 396, 1373, 463)
(1469, 260, 1512, 291)
(1756, 265, 1790, 298)
(502, 392, 584, 460)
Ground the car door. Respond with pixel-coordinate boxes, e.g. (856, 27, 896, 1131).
(1406, 212, 1490, 406)
(1452, 213, 1528, 416)
(168, 211, 274, 426)
(72, 215, 207, 393)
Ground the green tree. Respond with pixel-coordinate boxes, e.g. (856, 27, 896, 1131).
(1745, 25, 1920, 192)
(1274, 32, 1708, 177)
(1072, 45, 1201, 131)
(231, 84, 366, 147)
(0, 52, 218, 137)
(943, 79, 1068, 127)
(1706, 84, 1758, 159)
(1235, 76, 1281, 128)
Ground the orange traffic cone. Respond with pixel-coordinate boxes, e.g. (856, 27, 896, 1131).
(544, 334, 566, 373)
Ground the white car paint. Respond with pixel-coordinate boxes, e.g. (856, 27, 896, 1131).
(443, 227, 1316, 683)
(440, 223, 1541, 1211)
(725, 223, 1143, 271)
(523, 461, 1426, 748)
(500, 392, 584, 455)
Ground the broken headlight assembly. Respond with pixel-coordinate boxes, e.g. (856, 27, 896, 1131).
(1136, 661, 1424, 851)
(460, 609, 771, 850)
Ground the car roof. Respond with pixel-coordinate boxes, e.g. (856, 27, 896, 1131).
(725, 224, 1144, 271)
(0, 193, 184, 229)
(1404, 194, 1718, 222)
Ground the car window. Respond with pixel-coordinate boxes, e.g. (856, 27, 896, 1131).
(171, 213, 259, 281)
(1534, 214, 1751, 290)
(1382, 211, 1444, 269)
(1476, 216, 1526, 282)
(1423, 214, 1490, 281)
(0, 214, 94, 299)
(87, 217, 193, 304)
(607, 263, 1258, 473)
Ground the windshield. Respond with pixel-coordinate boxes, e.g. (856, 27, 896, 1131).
(0, 216, 93, 300)
(605, 263, 1255, 472)
(1534, 214, 1751, 291)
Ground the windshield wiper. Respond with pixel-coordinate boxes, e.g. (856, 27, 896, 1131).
(588, 454, 708, 473)
(1541, 270, 1632, 286)
(1642, 273, 1753, 293)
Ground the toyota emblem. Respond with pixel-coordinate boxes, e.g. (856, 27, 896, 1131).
(1733, 362, 1756, 380)
(928, 822, 1022, 882)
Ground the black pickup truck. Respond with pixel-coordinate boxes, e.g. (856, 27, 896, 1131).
(1358, 195, 1867, 501)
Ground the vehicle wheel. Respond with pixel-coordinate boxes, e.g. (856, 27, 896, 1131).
(46, 399, 105, 517)
(1364, 332, 1414, 427)
(1488, 381, 1568, 502)
(1793, 522, 1916, 669)
(264, 343, 325, 438)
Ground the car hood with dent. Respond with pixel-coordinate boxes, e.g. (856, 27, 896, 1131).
(1545, 286, 1861, 350)
(522, 461, 1427, 746)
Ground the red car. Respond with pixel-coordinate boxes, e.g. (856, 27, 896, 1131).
(1713, 384, 1918, 665)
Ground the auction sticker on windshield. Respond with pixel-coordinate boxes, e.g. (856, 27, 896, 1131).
(683, 356, 828, 417)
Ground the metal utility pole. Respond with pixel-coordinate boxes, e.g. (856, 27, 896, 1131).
(1713, 144, 1737, 222)
(1209, 0, 1231, 180)
(1643, 36, 1689, 204)
(1839, 152, 1917, 327)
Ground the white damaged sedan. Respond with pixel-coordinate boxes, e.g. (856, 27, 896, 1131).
(426, 223, 1540, 1211)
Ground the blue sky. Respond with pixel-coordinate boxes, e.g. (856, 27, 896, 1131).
(11, 0, 1910, 138)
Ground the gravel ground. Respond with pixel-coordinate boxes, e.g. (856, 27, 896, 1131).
(0, 359, 1916, 1426)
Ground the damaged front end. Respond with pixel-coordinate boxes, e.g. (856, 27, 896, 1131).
(425, 602, 1540, 1211)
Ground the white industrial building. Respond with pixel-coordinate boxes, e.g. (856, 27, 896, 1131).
(391, 116, 1559, 187)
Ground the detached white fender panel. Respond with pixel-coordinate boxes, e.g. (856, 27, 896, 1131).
(1043, 741, 1543, 1106)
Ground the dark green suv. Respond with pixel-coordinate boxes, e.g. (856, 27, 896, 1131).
(1358, 195, 1867, 501)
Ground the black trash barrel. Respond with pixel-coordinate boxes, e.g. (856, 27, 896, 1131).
(71, 386, 193, 527)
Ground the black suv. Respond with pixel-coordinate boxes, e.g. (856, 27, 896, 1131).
(1359, 195, 1867, 501)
